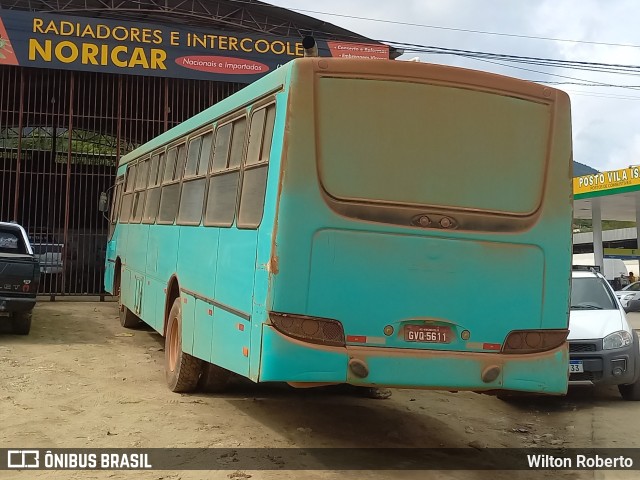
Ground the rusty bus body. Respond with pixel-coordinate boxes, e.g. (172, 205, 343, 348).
(105, 58, 573, 394)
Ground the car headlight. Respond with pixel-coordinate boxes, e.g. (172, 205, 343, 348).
(603, 330, 633, 350)
(622, 294, 635, 301)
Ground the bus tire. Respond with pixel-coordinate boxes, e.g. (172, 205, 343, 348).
(119, 304, 140, 328)
(165, 298, 202, 393)
(11, 312, 32, 335)
(199, 362, 231, 393)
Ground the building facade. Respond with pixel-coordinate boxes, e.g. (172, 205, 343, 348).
(0, 0, 394, 296)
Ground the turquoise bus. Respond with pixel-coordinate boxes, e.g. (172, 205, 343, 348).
(103, 57, 573, 395)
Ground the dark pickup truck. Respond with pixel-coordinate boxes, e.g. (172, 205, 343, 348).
(0, 222, 40, 334)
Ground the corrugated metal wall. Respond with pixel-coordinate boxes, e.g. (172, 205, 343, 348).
(0, 65, 241, 296)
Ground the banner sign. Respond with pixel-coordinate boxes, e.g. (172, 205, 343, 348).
(574, 166, 640, 197)
(0, 11, 390, 83)
(604, 248, 640, 260)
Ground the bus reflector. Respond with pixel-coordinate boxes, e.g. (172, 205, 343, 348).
(346, 335, 366, 343)
(269, 312, 345, 347)
(502, 329, 569, 354)
(482, 343, 501, 351)
(237, 323, 245, 331)
(242, 347, 249, 357)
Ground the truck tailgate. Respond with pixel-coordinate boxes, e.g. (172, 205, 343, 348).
(0, 254, 39, 296)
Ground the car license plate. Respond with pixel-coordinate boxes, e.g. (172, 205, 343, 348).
(404, 325, 451, 344)
(569, 360, 584, 373)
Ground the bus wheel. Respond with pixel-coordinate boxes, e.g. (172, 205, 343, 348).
(165, 298, 202, 392)
(199, 362, 231, 393)
(119, 304, 140, 328)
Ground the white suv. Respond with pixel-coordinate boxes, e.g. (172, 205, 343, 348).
(569, 267, 640, 400)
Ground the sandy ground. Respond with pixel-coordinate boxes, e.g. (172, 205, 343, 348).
(0, 302, 639, 480)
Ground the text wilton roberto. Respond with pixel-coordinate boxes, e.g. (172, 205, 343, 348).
(528, 454, 633, 469)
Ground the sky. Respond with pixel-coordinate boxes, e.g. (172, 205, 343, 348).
(268, 0, 640, 173)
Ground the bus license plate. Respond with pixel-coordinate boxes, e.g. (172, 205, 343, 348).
(569, 360, 584, 373)
(404, 325, 451, 344)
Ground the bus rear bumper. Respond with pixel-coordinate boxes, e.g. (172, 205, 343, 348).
(259, 326, 569, 395)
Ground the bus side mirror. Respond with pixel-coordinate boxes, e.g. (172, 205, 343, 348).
(98, 192, 109, 212)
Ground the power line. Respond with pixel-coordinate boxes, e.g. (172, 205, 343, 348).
(534, 81, 640, 88)
(560, 90, 640, 101)
(228, 0, 640, 89)
(238, 1, 640, 49)
(388, 42, 640, 74)
(468, 56, 640, 91)
(379, 41, 640, 90)
(214, 1, 640, 94)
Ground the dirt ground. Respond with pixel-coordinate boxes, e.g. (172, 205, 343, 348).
(1, 302, 639, 480)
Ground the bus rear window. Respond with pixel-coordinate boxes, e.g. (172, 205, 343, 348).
(316, 77, 551, 215)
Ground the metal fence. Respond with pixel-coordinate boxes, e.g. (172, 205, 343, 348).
(0, 65, 241, 296)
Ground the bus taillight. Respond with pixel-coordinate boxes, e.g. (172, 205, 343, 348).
(502, 329, 569, 354)
(269, 312, 345, 347)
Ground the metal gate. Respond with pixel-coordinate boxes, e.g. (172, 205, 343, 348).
(0, 65, 241, 296)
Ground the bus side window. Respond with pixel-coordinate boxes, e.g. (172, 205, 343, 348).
(204, 118, 246, 227)
(143, 151, 165, 224)
(110, 177, 124, 224)
(184, 136, 203, 178)
(131, 157, 149, 223)
(163, 147, 177, 183)
(120, 163, 137, 223)
(238, 104, 275, 228)
(109, 176, 124, 237)
(175, 143, 187, 181)
(159, 145, 183, 224)
(197, 132, 214, 176)
(178, 134, 208, 225)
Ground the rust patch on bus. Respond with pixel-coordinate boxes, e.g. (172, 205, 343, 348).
(346, 344, 566, 361)
(267, 253, 280, 274)
(345, 343, 568, 380)
(268, 104, 290, 278)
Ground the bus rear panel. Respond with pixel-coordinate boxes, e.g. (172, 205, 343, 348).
(259, 59, 572, 394)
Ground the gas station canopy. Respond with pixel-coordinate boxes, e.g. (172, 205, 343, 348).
(574, 166, 640, 221)
(573, 166, 640, 269)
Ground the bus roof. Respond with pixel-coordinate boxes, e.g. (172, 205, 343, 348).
(118, 57, 566, 168)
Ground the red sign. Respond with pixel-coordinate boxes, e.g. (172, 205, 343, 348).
(0, 18, 19, 65)
(326, 41, 389, 60)
(176, 56, 269, 75)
